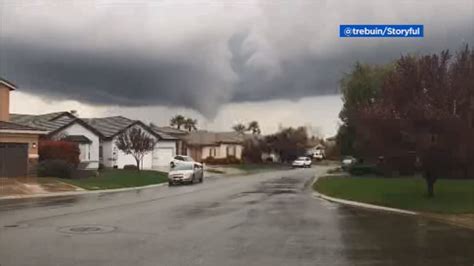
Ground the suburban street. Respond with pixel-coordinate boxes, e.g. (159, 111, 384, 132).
(0, 167, 473, 266)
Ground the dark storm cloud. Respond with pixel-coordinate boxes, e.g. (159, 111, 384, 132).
(1, 39, 231, 116)
(0, 0, 473, 117)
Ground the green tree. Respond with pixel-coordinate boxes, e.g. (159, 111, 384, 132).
(247, 121, 261, 135)
(338, 62, 392, 155)
(170, 115, 186, 130)
(183, 118, 198, 131)
(232, 123, 247, 134)
(264, 126, 309, 162)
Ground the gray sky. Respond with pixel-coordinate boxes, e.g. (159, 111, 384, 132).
(1, 0, 473, 137)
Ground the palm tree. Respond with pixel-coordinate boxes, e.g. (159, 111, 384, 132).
(183, 118, 198, 131)
(232, 123, 247, 134)
(170, 115, 186, 130)
(247, 121, 261, 135)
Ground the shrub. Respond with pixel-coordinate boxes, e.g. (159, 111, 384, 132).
(349, 164, 378, 176)
(123, 164, 139, 170)
(39, 140, 80, 167)
(37, 159, 74, 179)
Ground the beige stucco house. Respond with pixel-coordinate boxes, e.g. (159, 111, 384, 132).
(183, 131, 245, 162)
(0, 78, 47, 177)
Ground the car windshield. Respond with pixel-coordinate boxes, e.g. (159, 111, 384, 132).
(171, 163, 194, 171)
(2, 1, 472, 265)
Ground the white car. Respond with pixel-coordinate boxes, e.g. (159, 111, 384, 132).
(168, 162, 204, 186)
(341, 156, 357, 170)
(292, 157, 312, 168)
(170, 155, 198, 168)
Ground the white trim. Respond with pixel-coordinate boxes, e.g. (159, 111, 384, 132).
(0, 129, 48, 135)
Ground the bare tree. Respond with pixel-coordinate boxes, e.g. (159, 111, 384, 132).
(116, 127, 156, 170)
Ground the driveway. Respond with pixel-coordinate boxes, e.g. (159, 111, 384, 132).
(0, 167, 472, 266)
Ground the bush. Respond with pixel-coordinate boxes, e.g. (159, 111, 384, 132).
(39, 140, 80, 167)
(37, 159, 74, 179)
(123, 164, 139, 170)
(348, 164, 378, 176)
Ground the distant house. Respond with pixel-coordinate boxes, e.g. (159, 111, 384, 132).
(83, 116, 178, 169)
(183, 131, 245, 161)
(150, 125, 188, 155)
(0, 78, 48, 177)
(11, 113, 179, 170)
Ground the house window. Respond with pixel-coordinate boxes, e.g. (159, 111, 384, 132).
(99, 146, 103, 160)
(209, 148, 217, 157)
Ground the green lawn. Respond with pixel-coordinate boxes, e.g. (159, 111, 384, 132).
(314, 176, 474, 214)
(60, 169, 168, 190)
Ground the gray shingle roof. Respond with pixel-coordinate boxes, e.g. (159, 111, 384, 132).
(154, 126, 188, 136)
(11, 112, 178, 142)
(149, 125, 180, 140)
(0, 121, 46, 132)
(81, 116, 136, 139)
(10, 112, 75, 132)
(184, 131, 245, 146)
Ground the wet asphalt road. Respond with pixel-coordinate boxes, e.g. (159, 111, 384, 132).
(0, 167, 473, 266)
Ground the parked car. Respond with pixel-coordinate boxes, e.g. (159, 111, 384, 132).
(168, 162, 204, 186)
(341, 156, 357, 170)
(170, 155, 197, 168)
(292, 157, 312, 168)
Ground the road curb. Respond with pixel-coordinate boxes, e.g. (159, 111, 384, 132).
(312, 191, 417, 215)
(0, 182, 169, 201)
(311, 174, 417, 216)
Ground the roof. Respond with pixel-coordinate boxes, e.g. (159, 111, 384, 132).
(150, 125, 180, 140)
(154, 126, 189, 136)
(0, 121, 47, 134)
(10, 112, 76, 132)
(62, 135, 92, 144)
(82, 116, 138, 139)
(184, 131, 246, 146)
(11, 112, 177, 142)
(0, 78, 17, 90)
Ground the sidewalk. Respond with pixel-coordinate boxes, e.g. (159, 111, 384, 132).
(0, 177, 83, 199)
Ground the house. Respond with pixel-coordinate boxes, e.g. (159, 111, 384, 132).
(150, 125, 188, 155)
(183, 131, 245, 161)
(82, 116, 178, 169)
(12, 112, 179, 170)
(11, 112, 103, 170)
(0, 78, 47, 177)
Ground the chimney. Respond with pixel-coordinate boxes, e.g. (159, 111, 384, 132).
(0, 78, 17, 122)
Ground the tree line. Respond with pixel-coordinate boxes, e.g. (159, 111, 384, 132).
(338, 44, 474, 196)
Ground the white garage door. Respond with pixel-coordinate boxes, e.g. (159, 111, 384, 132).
(153, 147, 174, 167)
